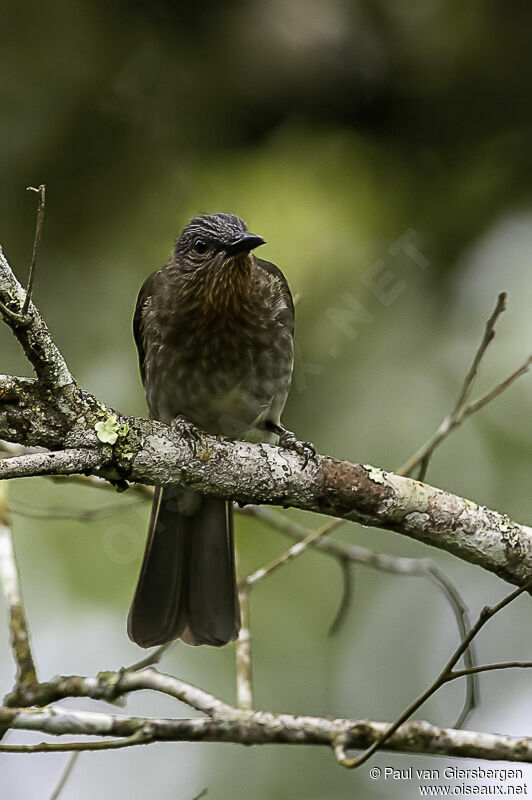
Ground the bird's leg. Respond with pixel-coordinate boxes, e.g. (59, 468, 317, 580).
(171, 415, 201, 456)
(264, 421, 316, 469)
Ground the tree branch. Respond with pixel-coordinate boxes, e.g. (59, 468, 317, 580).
(1, 244, 530, 590)
(1, 370, 531, 590)
(1, 699, 531, 763)
(0, 247, 73, 388)
(0, 482, 38, 698)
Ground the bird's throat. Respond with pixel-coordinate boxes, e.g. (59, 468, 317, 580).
(198, 252, 253, 320)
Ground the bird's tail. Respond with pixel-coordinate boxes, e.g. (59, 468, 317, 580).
(127, 486, 240, 648)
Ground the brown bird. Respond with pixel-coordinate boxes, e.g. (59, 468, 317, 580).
(128, 213, 310, 648)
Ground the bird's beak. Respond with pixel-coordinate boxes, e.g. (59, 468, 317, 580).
(225, 233, 266, 256)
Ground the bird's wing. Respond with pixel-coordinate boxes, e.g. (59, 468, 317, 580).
(253, 256, 295, 335)
(133, 272, 158, 386)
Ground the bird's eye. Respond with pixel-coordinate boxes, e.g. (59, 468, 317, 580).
(194, 238, 208, 255)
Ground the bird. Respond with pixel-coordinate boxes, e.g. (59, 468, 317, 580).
(128, 212, 311, 648)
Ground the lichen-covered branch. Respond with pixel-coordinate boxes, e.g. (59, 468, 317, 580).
(1, 693, 531, 763)
(0, 243, 531, 591)
(3, 666, 235, 719)
(0, 246, 72, 389)
(1, 374, 531, 589)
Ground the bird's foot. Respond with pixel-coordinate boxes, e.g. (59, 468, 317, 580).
(171, 415, 201, 456)
(266, 422, 316, 469)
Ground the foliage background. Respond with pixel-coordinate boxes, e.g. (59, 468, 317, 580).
(1, 2, 531, 797)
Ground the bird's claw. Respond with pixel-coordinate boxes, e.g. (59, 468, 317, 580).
(171, 415, 201, 456)
(278, 429, 316, 469)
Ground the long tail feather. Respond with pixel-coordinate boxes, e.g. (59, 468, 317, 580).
(128, 487, 239, 648)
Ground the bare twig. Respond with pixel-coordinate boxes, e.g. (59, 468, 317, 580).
(22, 185, 46, 316)
(451, 661, 532, 679)
(0, 727, 151, 753)
(327, 558, 353, 637)
(466, 357, 532, 415)
(454, 292, 507, 410)
(339, 578, 532, 768)
(0, 482, 38, 697)
(397, 293, 530, 479)
(236, 581, 253, 710)
(238, 517, 345, 701)
(49, 752, 80, 800)
(0, 186, 46, 327)
(9, 497, 145, 522)
(424, 563, 478, 729)
(123, 642, 175, 673)
(245, 518, 344, 587)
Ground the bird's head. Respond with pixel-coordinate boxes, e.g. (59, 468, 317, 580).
(173, 213, 266, 273)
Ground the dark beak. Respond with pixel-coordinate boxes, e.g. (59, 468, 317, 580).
(225, 233, 266, 256)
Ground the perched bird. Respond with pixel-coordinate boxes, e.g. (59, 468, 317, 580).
(128, 213, 310, 648)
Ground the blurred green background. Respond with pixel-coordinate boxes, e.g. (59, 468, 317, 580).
(1, 1, 531, 798)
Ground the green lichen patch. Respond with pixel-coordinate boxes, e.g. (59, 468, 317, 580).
(363, 464, 387, 485)
(95, 414, 120, 445)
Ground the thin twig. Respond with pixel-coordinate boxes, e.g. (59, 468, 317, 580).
(0, 482, 38, 696)
(49, 752, 80, 800)
(123, 642, 174, 673)
(242, 507, 476, 694)
(451, 661, 532, 679)
(236, 581, 253, 710)
(190, 789, 208, 800)
(9, 497, 145, 522)
(22, 185, 46, 316)
(0, 728, 151, 753)
(397, 293, 530, 479)
(244, 518, 344, 587)
(453, 292, 507, 412)
(466, 357, 532, 415)
(424, 563, 478, 729)
(327, 558, 353, 637)
(339, 578, 532, 768)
